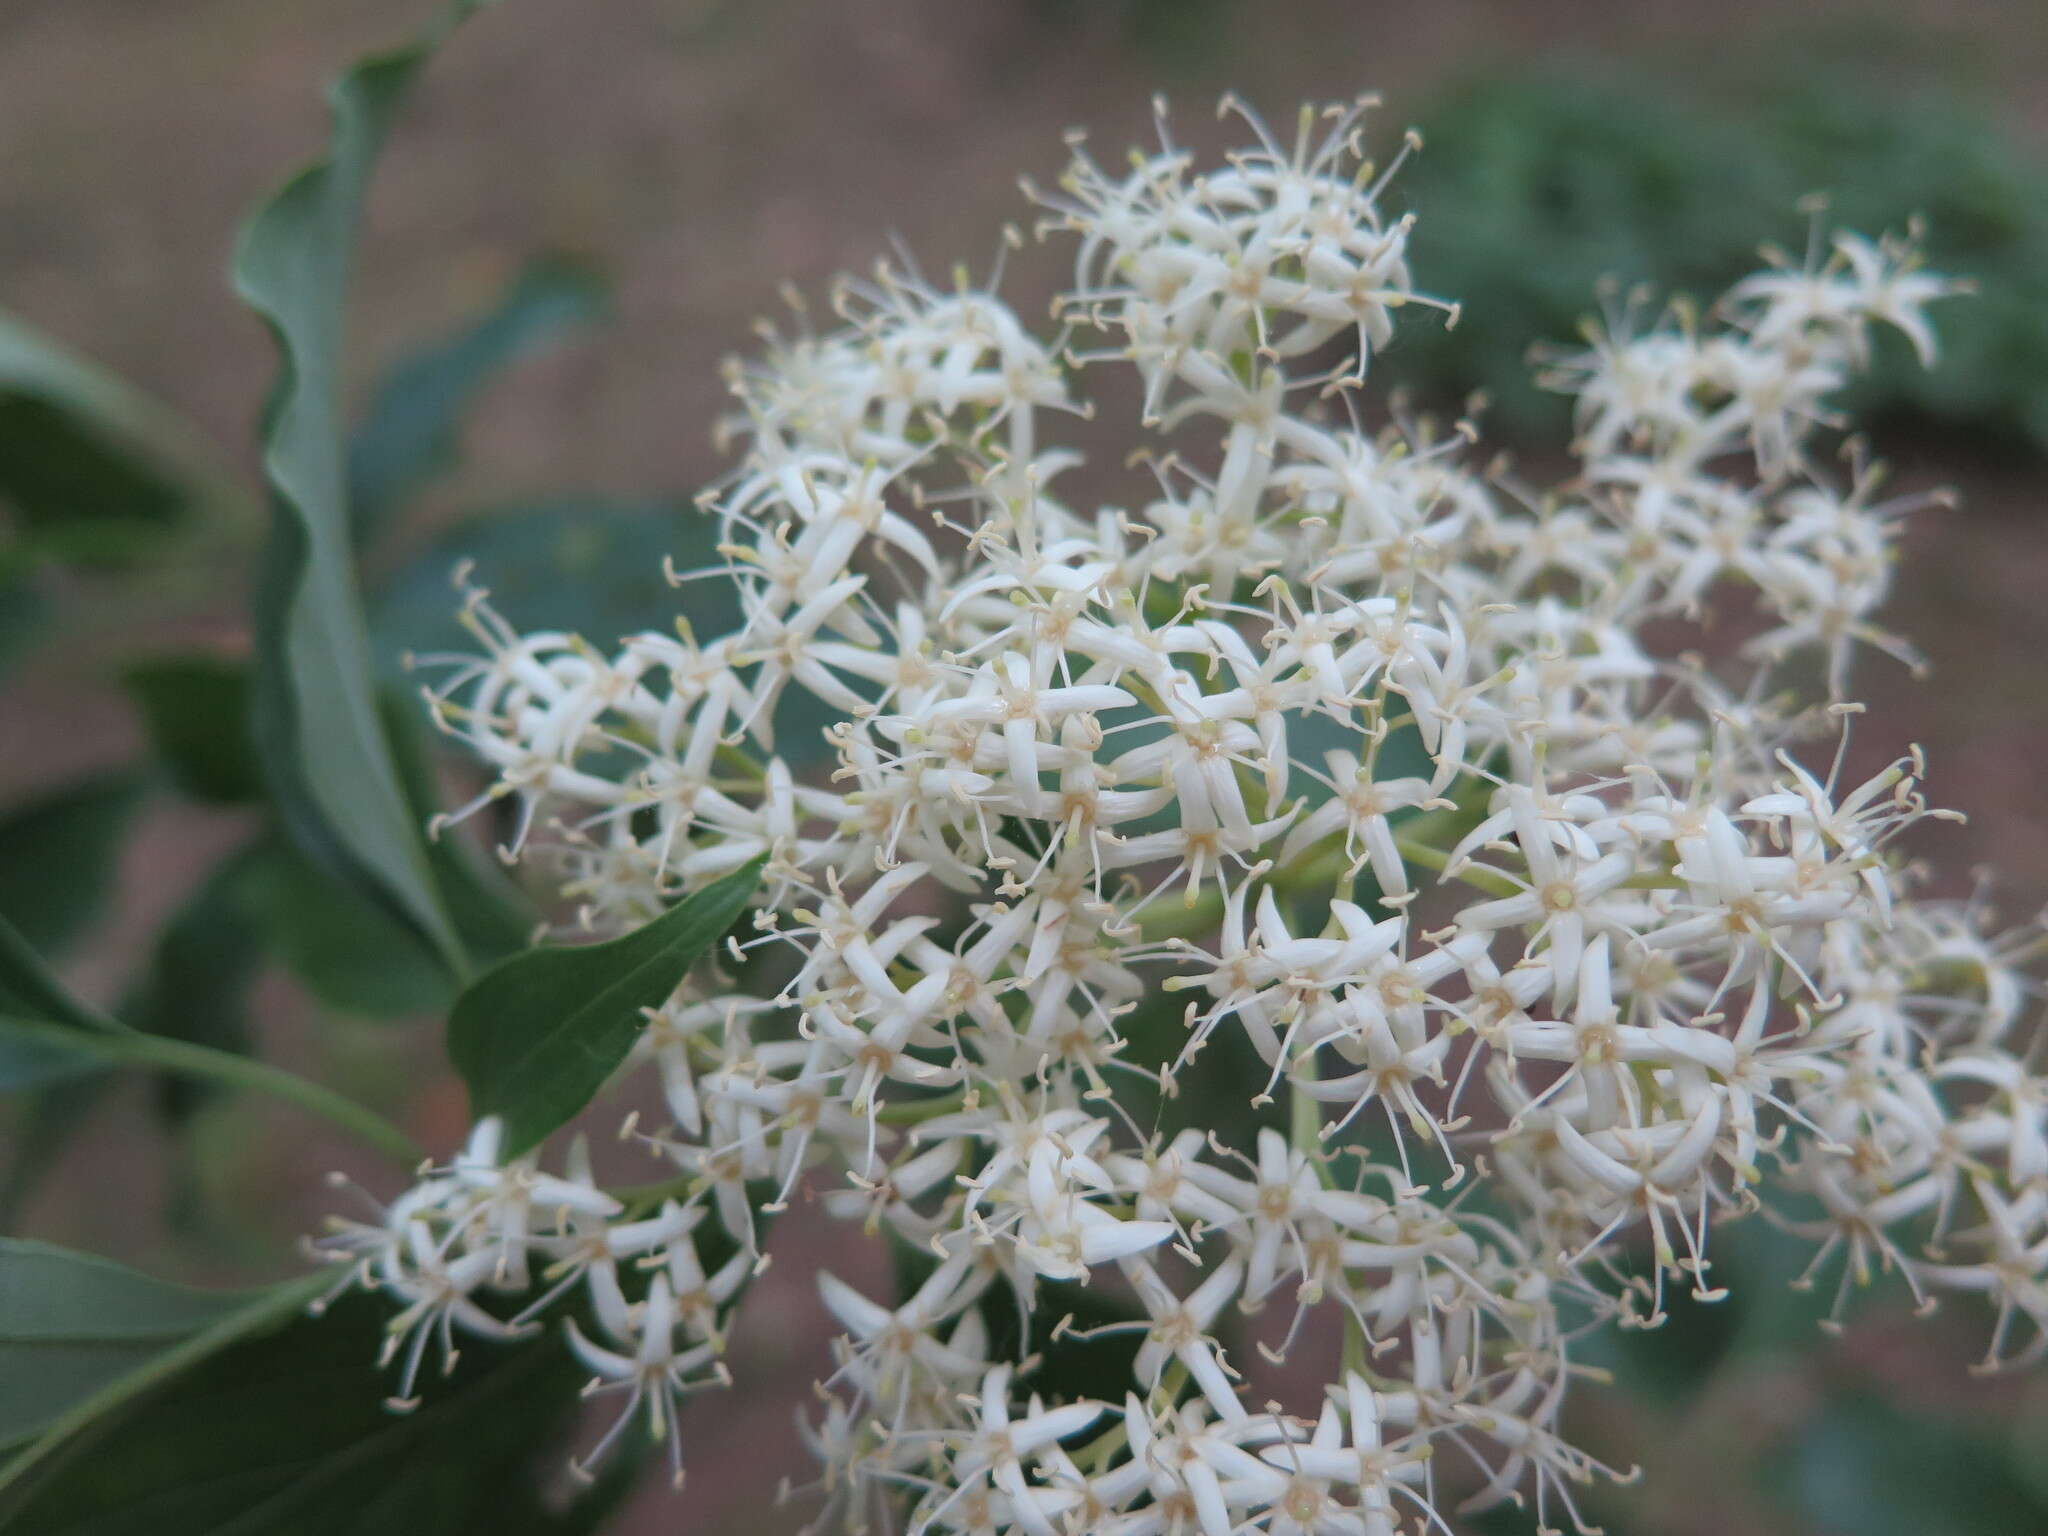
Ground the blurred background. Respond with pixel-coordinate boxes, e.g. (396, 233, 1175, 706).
(4, 1, 2047, 1531)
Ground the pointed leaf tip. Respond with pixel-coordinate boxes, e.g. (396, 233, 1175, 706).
(448, 855, 768, 1155)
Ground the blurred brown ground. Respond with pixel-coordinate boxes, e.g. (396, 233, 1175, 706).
(3, 1, 2047, 1531)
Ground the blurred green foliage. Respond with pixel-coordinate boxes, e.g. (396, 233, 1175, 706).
(348, 259, 608, 548)
(0, 313, 249, 581)
(371, 498, 727, 674)
(0, 1276, 641, 1532)
(0, 775, 145, 962)
(1777, 1391, 2048, 1536)
(1025, 0, 1236, 71)
(1397, 71, 2048, 454)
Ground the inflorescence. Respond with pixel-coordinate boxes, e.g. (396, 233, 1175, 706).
(313, 98, 2047, 1534)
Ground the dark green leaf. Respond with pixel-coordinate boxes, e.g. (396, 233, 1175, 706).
(0, 1240, 269, 1451)
(891, 1224, 1143, 1426)
(1401, 67, 2048, 454)
(122, 846, 269, 1124)
(0, 1079, 110, 1229)
(379, 688, 533, 969)
(1577, 1261, 1743, 1409)
(122, 655, 261, 804)
(0, 927, 133, 1213)
(0, 915, 124, 1035)
(233, 3, 488, 980)
(995, 1275, 1146, 1408)
(1773, 1392, 2048, 1536)
(237, 691, 533, 1025)
(1286, 703, 1432, 808)
(0, 1013, 420, 1166)
(1567, 1218, 1824, 1410)
(2011, 1396, 2048, 1509)
(369, 497, 845, 761)
(350, 259, 608, 544)
(1126, 985, 1281, 1145)
(0, 570, 50, 678)
(243, 834, 453, 1020)
(1714, 1215, 1840, 1359)
(0, 310, 248, 571)
(0, 773, 147, 960)
(0, 395, 183, 565)
(0, 1283, 618, 1534)
(450, 855, 766, 1154)
(371, 497, 732, 677)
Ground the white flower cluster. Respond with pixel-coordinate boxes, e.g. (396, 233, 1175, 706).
(316, 99, 2046, 1532)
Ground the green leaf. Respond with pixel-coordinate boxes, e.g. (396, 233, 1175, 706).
(0, 773, 148, 960)
(0, 1283, 619, 1533)
(0, 396, 183, 566)
(0, 571, 50, 679)
(0, 1079, 110, 1229)
(241, 695, 536, 1023)
(0, 1014, 420, 1165)
(1576, 1258, 1744, 1408)
(0, 910, 119, 1112)
(123, 846, 269, 1123)
(122, 656, 262, 805)
(0, 905, 133, 1220)
(1402, 66, 2048, 455)
(232, 2, 491, 981)
(350, 259, 608, 544)
(1285, 703, 1433, 808)
(0, 310, 248, 571)
(367, 497, 851, 760)
(0, 915, 125, 1035)
(1773, 1392, 2048, 1536)
(1575, 1218, 1860, 1411)
(0, 873, 416, 1212)
(0, 1240, 270, 1451)
(243, 833, 453, 1020)
(890, 1224, 1144, 1421)
(371, 497, 732, 677)
(450, 854, 766, 1155)
(378, 689, 533, 970)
